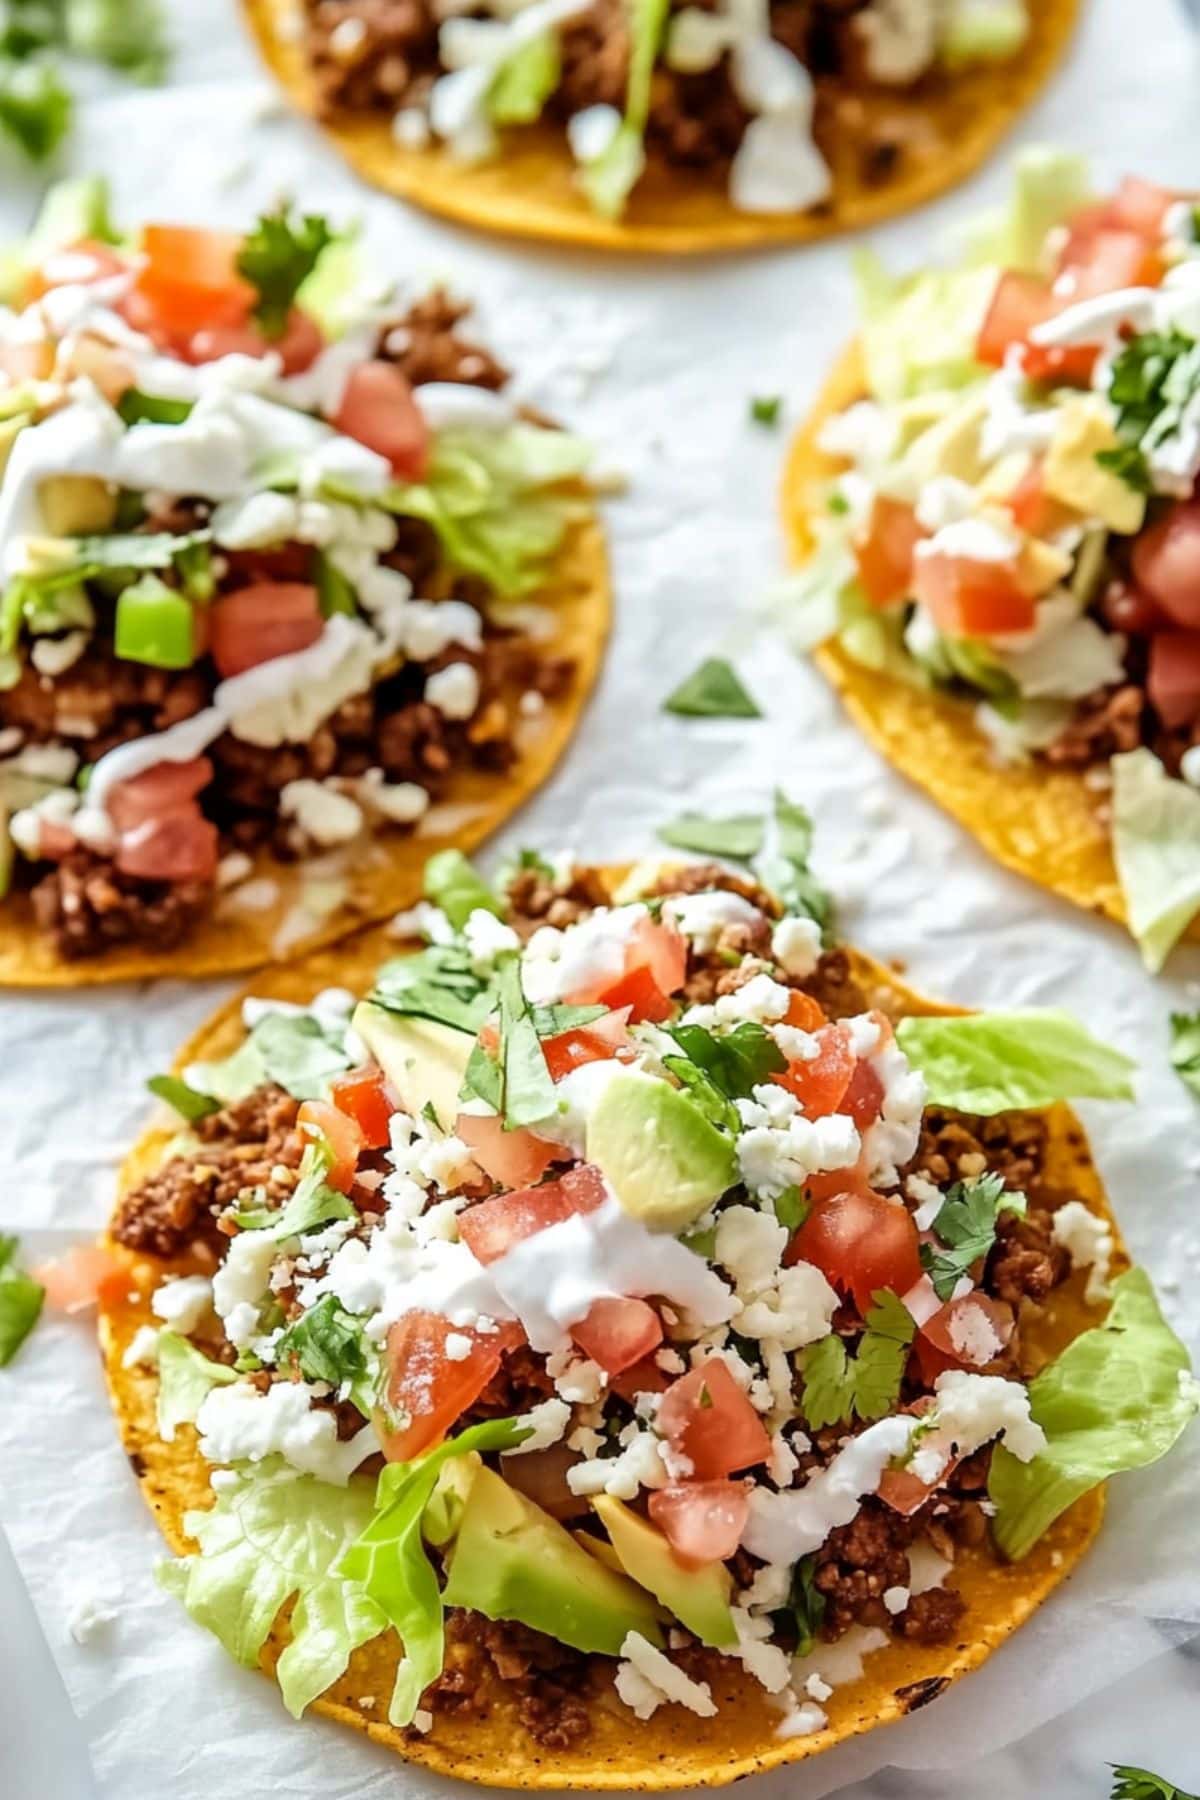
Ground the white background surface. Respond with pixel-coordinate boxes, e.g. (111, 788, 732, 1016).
(1, 0, 1199, 1793)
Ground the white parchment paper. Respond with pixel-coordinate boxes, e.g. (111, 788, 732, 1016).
(1, 0, 1199, 1793)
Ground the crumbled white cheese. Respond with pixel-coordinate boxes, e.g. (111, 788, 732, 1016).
(120, 1324, 161, 1369)
(195, 1379, 377, 1484)
(743, 1417, 917, 1563)
(520, 904, 645, 1006)
(279, 778, 364, 848)
(855, 0, 938, 81)
(507, 1397, 571, 1454)
(567, 1428, 668, 1499)
(736, 1083, 861, 1199)
(909, 1371, 1046, 1486)
(463, 906, 521, 973)
(1051, 1200, 1113, 1305)
(860, 1035, 926, 1187)
(425, 660, 480, 721)
(444, 1331, 474, 1361)
(714, 1203, 788, 1296)
(212, 1229, 280, 1350)
(736, 1262, 839, 1352)
(882, 1585, 909, 1616)
(663, 889, 763, 953)
(771, 915, 822, 978)
(614, 1631, 718, 1720)
(64, 1582, 121, 1645)
(150, 1274, 213, 1336)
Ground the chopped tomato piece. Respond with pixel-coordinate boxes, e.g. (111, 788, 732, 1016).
(915, 1292, 1015, 1383)
(379, 1311, 523, 1460)
(608, 1353, 671, 1401)
(853, 496, 924, 609)
(564, 916, 686, 1024)
(590, 963, 673, 1024)
(127, 225, 254, 341)
(500, 1443, 587, 1520)
(1055, 226, 1162, 302)
(115, 811, 219, 883)
(209, 582, 324, 679)
(788, 1189, 922, 1314)
(913, 552, 1036, 637)
(784, 990, 827, 1031)
(975, 271, 1097, 386)
(648, 1480, 751, 1568)
(333, 360, 430, 483)
(570, 1296, 662, 1375)
(542, 1007, 630, 1082)
(34, 1242, 129, 1314)
(455, 1111, 561, 1189)
(773, 1021, 856, 1118)
(1108, 175, 1176, 239)
(1132, 499, 1200, 630)
(1004, 458, 1078, 540)
(877, 1465, 938, 1517)
(657, 1360, 772, 1480)
(296, 1098, 364, 1193)
(838, 1057, 885, 1131)
(1148, 633, 1200, 729)
(331, 1067, 395, 1149)
(107, 758, 213, 833)
(186, 307, 324, 375)
(24, 238, 128, 302)
(458, 1162, 607, 1264)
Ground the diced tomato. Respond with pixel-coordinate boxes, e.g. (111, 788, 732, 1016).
(24, 238, 128, 302)
(542, 1008, 630, 1082)
(455, 1111, 561, 1190)
(331, 1067, 395, 1150)
(1148, 633, 1200, 729)
(784, 990, 827, 1031)
(913, 552, 1036, 637)
(570, 1296, 662, 1375)
(296, 1098, 364, 1193)
(773, 1021, 856, 1118)
(37, 818, 76, 861)
(656, 1360, 772, 1480)
(114, 811, 219, 883)
(648, 1480, 751, 1568)
(186, 307, 324, 375)
(570, 917, 687, 1024)
(34, 1242, 129, 1314)
(975, 271, 1097, 386)
(1132, 499, 1200, 630)
(500, 1443, 587, 1520)
(1055, 227, 1162, 303)
(333, 360, 430, 483)
(126, 226, 255, 342)
(838, 1057, 885, 1131)
(788, 1189, 922, 1315)
(208, 582, 324, 678)
(853, 496, 924, 609)
(877, 1465, 938, 1517)
(1108, 175, 1176, 239)
(589, 963, 671, 1024)
(608, 1353, 671, 1402)
(915, 1292, 1015, 1383)
(458, 1162, 607, 1264)
(804, 1155, 874, 1204)
(107, 758, 213, 833)
(379, 1311, 523, 1460)
(1004, 458, 1079, 540)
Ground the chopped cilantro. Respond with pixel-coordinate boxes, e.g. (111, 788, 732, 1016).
(657, 790, 833, 940)
(919, 1171, 1025, 1302)
(667, 1021, 785, 1101)
(1097, 328, 1200, 494)
(0, 1233, 43, 1367)
(827, 491, 850, 516)
(750, 395, 782, 428)
(0, 57, 71, 159)
(800, 1290, 914, 1429)
(494, 954, 557, 1129)
(785, 1554, 825, 1655)
(276, 1295, 374, 1412)
(1168, 1010, 1200, 1099)
(117, 390, 193, 427)
(313, 547, 357, 618)
(663, 657, 762, 720)
(371, 944, 494, 1034)
(1110, 1768, 1198, 1800)
(236, 205, 335, 340)
(0, 1, 168, 163)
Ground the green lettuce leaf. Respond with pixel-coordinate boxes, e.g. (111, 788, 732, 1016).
(155, 1331, 239, 1442)
(371, 943, 494, 1033)
(1111, 748, 1200, 972)
(577, 0, 667, 218)
(938, 0, 1027, 67)
(232, 1146, 355, 1240)
(158, 1459, 386, 1718)
(63, 0, 170, 83)
(989, 1268, 1199, 1560)
(0, 58, 72, 161)
(495, 954, 557, 1129)
(487, 31, 560, 124)
(666, 1022, 785, 1103)
(1110, 1767, 1199, 1800)
(960, 147, 1091, 272)
(896, 1009, 1136, 1114)
(386, 423, 591, 598)
(181, 1009, 354, 1108)
(338, 1416, 530, 1726)
(0, 1234, 43, 1368)
(659, 811, 765, 858)
(423, 849, 504, 930)
(854, 251, 996, 404)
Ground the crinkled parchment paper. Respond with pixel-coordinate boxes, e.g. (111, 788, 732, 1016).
(1, 0, 1199, 1793)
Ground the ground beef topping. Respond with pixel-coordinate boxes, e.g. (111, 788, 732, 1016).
(427, 1612, 594, 1748)
(31, 852, 215, 963)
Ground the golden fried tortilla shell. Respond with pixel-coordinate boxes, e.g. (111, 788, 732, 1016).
(0, 511, 608, 986)
(100, 873, 1120, 1786)
(243, 0, 1079, 255)
(782, 342, 1137, 931)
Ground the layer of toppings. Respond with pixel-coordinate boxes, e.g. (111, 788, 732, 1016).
(104, 837, 1194, 1747)
(299, 0, 1030, 222)
(0, 180, 591, 958)
(782, 150, 1200, 970)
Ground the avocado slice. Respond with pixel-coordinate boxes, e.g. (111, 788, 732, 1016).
(38, 475, 117, 538)
(352, 1000, 474, 1130)
(585, 1068, 737, 1232)
(591, 1495, 737, 1649)
(440, 1464, 664, 1655)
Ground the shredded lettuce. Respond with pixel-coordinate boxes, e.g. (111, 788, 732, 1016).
(577, 0, 668, 218)
(896, 1009, 1136, 1114)
(385, 423, 591, 598)
(765, 536, 859, 655)
(423, 848, 504, 930)
(939, 0, 1028, 68)
(961, 148, 1092, 273)
(487, 32, 560, 125)
(853, 251, 996, 404)
(989, 1268, 1199, 1560)
(158, 1458, 386, 1718)
(1111, 748, 1200, 973)
(338, 1416, 530, 1726)
(155, 1331, 239, 1442)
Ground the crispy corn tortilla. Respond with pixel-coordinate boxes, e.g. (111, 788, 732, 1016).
(0, 511, 608, 987)
(99, 869, 1122, 1788)
(782, 341, 1144, 933)
(244, 0, 1080, 256)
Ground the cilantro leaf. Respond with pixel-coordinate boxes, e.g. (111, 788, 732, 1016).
(750, 395, 782, 428)
(754, 789, 833, 939)
(371, 944, 495, 1034)
(1169, 1010, 1200, 1099)
(1110, 1767, 1198, 1800)
(313, 546, 356, 618)
(800, 1290, 914, 1428)
(1099, 328, 1200, 494)
(664, 657, 762, 720)
(116, 390, 193, 427)
(786, 1553, 825, 1655)
(663, 1055, 740, 1135)
(460, 1037, 503, 1112)
(236, 206, 334, 340)
(668, 1021, 786, 1100)
(0, 1234, 43, 1367)
(0, 57, 71, 160)
(495, 954, 557, 1129)
(919, 1171, 1026, 1302)
(276, 1295, 374, 1411)
(146, 1073, 220, 1123)
(232, 1147, 355, 1239)
(772, 1185, 808, 1232)
(659, 811, 765, 858)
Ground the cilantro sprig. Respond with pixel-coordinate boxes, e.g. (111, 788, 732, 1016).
(918, 1171, 1026, 1302)
(236, 205, 334, 340)
(658, 789, 834, 940)
(0, 1, 168, 163)
(1110, 1768, 1198, 1800)
(1097, 328, 1200, 494)
(800, 1290, 914, 1429)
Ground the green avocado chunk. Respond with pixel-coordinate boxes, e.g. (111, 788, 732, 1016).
(351, 1000, 473, 1131)
(591, 1495, 737, 1649)
(585, 1067, 738, 1231)
(440, 1465, 664, 1655)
